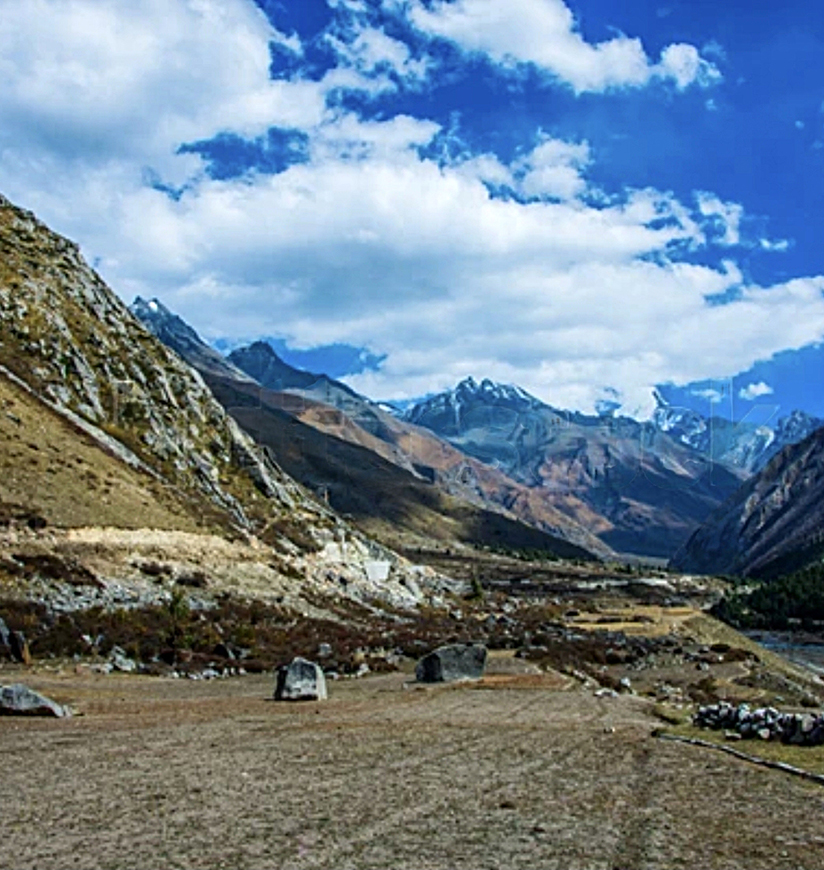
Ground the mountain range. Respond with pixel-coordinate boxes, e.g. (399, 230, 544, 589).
(132, 299, 606, 559)
(650, 395, 822, 475)
(4, 190, 823, 582)
(401, 378, 740, 557)
(132, 298, 824, 563)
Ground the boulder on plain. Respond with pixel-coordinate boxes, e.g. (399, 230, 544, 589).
(415, 643, 487, 683)
(274, 657, 327, 701)
(0, 683, 70, 717)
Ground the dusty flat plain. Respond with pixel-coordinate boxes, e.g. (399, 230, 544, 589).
(2, 664, 824, 870)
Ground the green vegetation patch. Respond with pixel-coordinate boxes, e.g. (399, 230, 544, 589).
(713, 563, 824, 630)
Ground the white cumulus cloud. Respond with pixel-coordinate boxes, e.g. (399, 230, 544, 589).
(739, 381, 775, 401)
(514, 138, 591, 201)
(326, 25, 431, 85)
(408, 0, 721, 93)
(0, 0, 312, 169)
(0, 0, 821, 421)
(696, 192, 744, 246)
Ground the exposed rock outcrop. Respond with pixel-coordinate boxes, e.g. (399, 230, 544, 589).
(671, 426, 824, 577)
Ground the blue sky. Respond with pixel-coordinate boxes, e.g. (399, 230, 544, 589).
(2, 0, 824, 419)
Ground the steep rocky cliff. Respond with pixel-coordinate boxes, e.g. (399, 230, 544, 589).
(0, 193, 332, 542)
(670, 426, 824, 577)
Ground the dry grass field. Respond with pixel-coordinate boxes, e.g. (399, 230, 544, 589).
(3, 660, 824, 870)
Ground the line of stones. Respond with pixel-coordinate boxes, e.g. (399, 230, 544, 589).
(694, 701, 824, 746)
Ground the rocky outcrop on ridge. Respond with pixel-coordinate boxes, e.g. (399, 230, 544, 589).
(0, 193, 321, 536)
(670, 426, 824, 577)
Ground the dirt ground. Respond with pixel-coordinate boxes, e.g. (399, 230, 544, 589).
(2, 661, 824, 870)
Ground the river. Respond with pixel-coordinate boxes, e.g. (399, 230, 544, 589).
(746, 630, 824, 675)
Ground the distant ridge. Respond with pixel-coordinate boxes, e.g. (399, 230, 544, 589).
(404, 377, 744, 557)
(671, 425, 824, 578)
(651, 391, 823, 475)
(228, 341, 361, 400)
(131, 299, 607, 559)
(131, 297, 256, 385)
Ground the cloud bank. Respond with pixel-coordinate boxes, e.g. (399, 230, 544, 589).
(0, 0, 820, 417)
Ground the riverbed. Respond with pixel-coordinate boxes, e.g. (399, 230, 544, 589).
(747, 630, 824, 675)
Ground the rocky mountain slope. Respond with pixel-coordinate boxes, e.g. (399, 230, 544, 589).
(0, 194, 313, 535)
(670, 425, 824, 578)
(0, 192, 449, 611)
(132, 301, 608, 558)
(406, 378, 745, 557)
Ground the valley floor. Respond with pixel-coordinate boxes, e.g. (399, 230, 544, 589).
(2, 663, 824, 869)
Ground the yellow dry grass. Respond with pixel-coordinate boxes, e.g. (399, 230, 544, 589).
(0, 372, 207, 532)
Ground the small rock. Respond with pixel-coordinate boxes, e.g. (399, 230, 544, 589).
(109, 646, 137, 673)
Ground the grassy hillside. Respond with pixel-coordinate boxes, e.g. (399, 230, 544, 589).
(0, 370, 208, 532)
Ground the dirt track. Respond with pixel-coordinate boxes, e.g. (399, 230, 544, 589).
(2, 665, 824, 870)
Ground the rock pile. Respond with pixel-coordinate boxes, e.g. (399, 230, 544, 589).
(694, 702, 824, 746)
